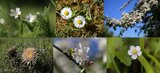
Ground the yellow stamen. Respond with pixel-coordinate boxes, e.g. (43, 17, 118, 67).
(77, 20, 82, 24)
(27, 51, 33, 58)
(64, 11, 69, 16)
(132, 49, 137, 54)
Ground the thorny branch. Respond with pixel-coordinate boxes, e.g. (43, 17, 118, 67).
(53, 44, 86, 73)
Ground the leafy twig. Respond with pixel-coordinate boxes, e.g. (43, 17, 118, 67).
(53, 44, 86, 73)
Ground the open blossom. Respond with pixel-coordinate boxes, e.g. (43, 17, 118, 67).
(26, 14, 37, 23)
(22, 48, 37, 66)
(72, 43, 90, 66)
(10, 7, 21, 19)
(128, 45, 142, 60)
(0, 18, 5, 24)
(73, 16, 86, 28)
(60, 7, 72, 19)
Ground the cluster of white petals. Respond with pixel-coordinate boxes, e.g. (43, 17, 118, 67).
(10, 7, 21, 19)
(107, 0, 158, 27)
(25, 14, 37, 23)
(72, 43, 90, 66)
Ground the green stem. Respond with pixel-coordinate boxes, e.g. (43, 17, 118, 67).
(138, 56, 154, 73)
(19, 20, 23, 35)
(113, 59, 120, 73)
(140, 38, 144, 51)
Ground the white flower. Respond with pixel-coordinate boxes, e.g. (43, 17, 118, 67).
(26, 14, 37, 23)
(73, 16, 86, 28)
(0, 18, 5, 24)
(72, 43, 90, 65)
(60, 7, 72, 19)
(128, 45, 142, 60)
(10, 7, 21, 19)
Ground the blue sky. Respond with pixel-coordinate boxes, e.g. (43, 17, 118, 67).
(104, 0, 145, 37)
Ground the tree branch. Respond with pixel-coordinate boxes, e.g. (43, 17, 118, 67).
(53, 44, 86, 73)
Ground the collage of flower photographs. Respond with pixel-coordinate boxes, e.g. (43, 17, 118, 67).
(0, 0, 160, 73)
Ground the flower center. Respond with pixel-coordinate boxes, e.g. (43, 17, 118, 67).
(27, 51, 34, 59)
(132, 49, 137, 54)
(77, 20, 82, 24)
(64, 11, 69, 16)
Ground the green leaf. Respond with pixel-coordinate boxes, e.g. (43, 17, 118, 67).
(107, 38, 123, 68)
(116, 47, 132, 66)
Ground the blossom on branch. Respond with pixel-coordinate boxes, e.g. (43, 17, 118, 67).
(106, 0, 158, 27)
(72, 43, 90, 66)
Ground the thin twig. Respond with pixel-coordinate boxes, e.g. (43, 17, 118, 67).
(53, 44, 86, 73)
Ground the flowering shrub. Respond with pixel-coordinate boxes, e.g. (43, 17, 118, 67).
(56, 0, 104, 37)
(106, 0, 158, 27)
(105, 0, 160, 36)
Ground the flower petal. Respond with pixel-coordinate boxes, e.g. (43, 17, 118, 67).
(131, 54, 137, 59)
(136, 46, 141, 51)
(10, 9, 14, 13)
(128, 50, 132, 55)
(137, 51, 142, 56)
(130, 45, 135, 50)
(16, 8, 19, 11)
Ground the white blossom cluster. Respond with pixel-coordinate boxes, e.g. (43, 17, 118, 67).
(107, 0, 158, 27)
(72, 43, 90, 66)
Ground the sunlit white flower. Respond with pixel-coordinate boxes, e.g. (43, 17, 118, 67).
(72, 43, 90, 66)
(10, 7, 21, 19)
(128, 45, 142, 60)
(26, 14, 37, 23)
(73, 16, 86, 28)
(0, 18, 5, 24)
(60, 7, 72, 19)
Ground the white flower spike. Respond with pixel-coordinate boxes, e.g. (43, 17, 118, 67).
(128, 45, 142, 60)
(60, 7, 72, 19)
(73, 16, 86, 28)
(0, 18, 5, 24)
(26, 14, 37, 23)
(10, 7, 21, 19)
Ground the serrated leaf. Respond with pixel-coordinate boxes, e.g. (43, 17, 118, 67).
(107, 38, 123, 68)
(116, 49, 132, 66)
